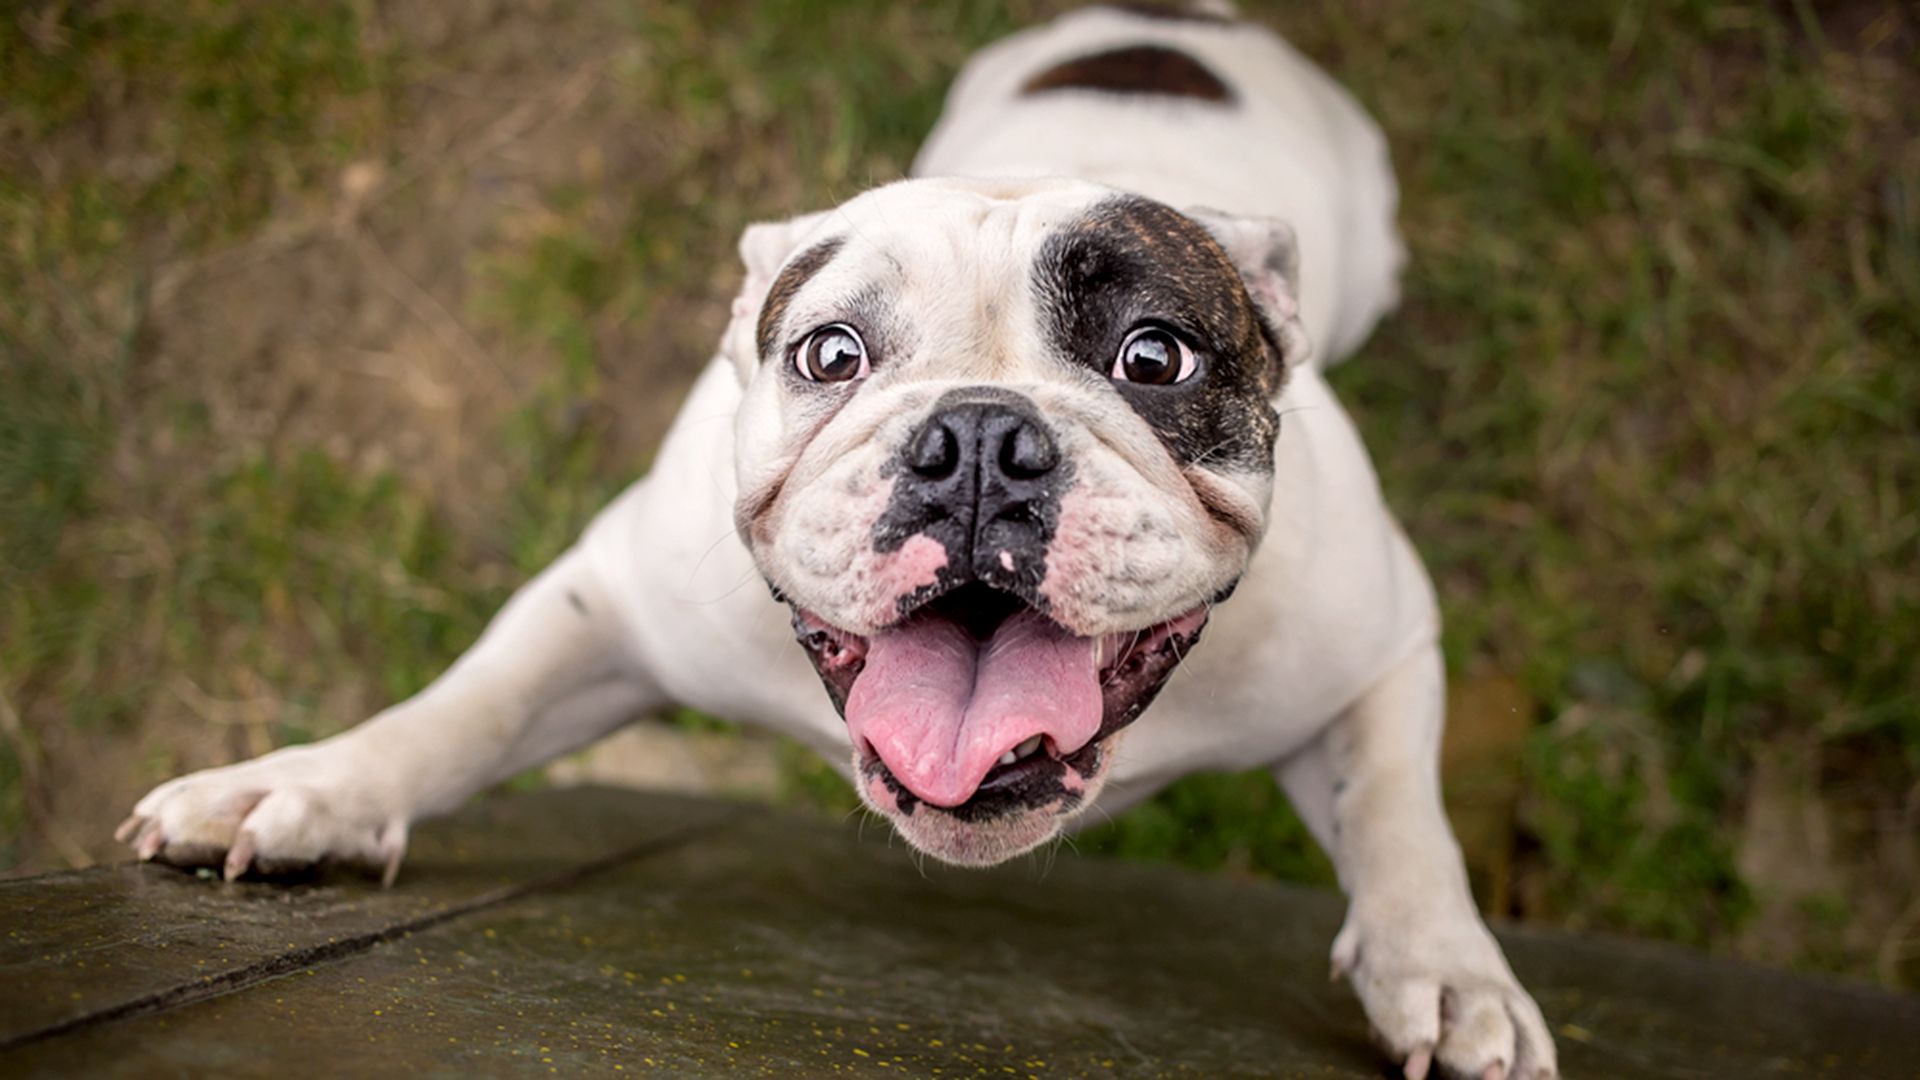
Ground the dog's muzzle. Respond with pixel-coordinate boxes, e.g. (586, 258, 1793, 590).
(780, 388, 1212, 834)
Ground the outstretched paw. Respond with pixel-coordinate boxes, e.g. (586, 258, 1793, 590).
(117, 746, 409, 885)
(1331, 910, 1557, 1080)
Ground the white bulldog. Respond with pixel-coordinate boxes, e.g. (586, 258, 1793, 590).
(121, 6, 1556, 1078)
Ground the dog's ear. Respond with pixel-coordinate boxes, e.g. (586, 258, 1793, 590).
(723, 210, 834, 381)
(1183, 208, 1313, 375)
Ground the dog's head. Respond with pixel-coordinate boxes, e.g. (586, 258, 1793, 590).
(726, 177, 1309, 866)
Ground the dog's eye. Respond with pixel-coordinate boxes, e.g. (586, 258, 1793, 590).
(794, 324, 869, 383)
(1112, 326, 1196, 385)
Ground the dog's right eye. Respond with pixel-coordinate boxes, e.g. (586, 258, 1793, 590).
(1112, 325, 1197, 385)
(794, 324, 870, 383)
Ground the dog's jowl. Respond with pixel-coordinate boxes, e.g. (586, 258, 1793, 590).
(122, 6, 1556, 1077)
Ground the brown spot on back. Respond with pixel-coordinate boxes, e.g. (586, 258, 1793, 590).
(1019, 45, 1233, 104)
(756, 236, 845, 359)
(1096, 2, 1235, 24)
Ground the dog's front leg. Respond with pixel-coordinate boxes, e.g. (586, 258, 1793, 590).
(118, 543, 661, 883)
(1276, 646, 1558, 1080)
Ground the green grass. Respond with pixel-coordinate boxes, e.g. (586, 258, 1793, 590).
(1, 0, 1913, 985)
(1292, 1, 1918, 966)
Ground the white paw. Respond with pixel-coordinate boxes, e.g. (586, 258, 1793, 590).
(117, 744, 410, 885)
(1331, 905, 1558, 1080)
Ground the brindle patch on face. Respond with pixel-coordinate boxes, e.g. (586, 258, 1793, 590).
(1019, 45, 1234, 104)
(1032, 196, 1282, 475)
(756, 235, 845, 359)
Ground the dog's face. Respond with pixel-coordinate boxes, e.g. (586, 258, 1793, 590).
(726, 177, 1309, 866)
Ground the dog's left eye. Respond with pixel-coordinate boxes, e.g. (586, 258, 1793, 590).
(794, 324, 870, 383)
(1112, 326, 1196, 385)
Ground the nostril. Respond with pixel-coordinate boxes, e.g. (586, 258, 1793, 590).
(907, 421, 960, 479)
(999, 421, 1058, 480)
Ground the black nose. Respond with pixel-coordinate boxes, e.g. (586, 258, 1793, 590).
(882, 399, 1063, 586)
(906, 403, 1059, 485)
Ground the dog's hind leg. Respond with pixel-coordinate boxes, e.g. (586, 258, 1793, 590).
(1275, 645, 1558, 1080)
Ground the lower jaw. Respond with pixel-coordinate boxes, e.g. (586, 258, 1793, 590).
(856, 748, 1116, 868)
(884, 803, 1071, 868)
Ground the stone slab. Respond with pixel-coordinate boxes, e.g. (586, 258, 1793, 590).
(2, 787, 1915, 1077)
(0, 788, 744, 1046)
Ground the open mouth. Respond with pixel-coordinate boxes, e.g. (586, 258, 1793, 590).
(789, 581, 1209, 813)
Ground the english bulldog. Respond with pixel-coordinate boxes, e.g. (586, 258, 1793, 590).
(119, 5, 1557, 1077)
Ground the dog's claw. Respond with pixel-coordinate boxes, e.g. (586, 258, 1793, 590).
(224, 831, 257, 882)
(1402, 1043, 1433, 1080)
(114, 814, 144, 844)
(1482, 1064, 1507, 1080)
(135, 822, 166, 861)
(378, 819, 408, 889)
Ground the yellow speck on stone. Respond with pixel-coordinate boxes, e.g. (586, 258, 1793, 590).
(729, 1042, 740, 1049)
(740, 968, 753, 977)
(673, 973, 687, 983)
(929, 1039, 946, 1049)
(811, 988, 825, 997)
(1560, 1023, 1594, 1043)
(853, 1049, 870, 1058)
(373, 1010, 382, 1017)
(895, 1023, 911, 1032)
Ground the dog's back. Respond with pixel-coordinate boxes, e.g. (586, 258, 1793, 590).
(914, 3, 1404, 366)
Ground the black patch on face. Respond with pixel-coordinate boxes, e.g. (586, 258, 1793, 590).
(1032, 195, 1282, 475)
(756, 236, 845, 359)
(1020, 45, 1233, 104)
(872, 388, 1073, 617)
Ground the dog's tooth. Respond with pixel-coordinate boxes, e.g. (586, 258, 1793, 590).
(998, 750, 1017, 766)
(1015, 735, 1042, 760)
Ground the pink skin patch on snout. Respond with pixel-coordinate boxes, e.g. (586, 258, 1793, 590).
(848, 533, 947, 630)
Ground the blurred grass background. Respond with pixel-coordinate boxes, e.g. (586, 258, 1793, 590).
(1, 1, 1914, 987)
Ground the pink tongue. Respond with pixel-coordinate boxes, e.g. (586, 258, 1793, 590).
(844, 608, 1101, 808)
